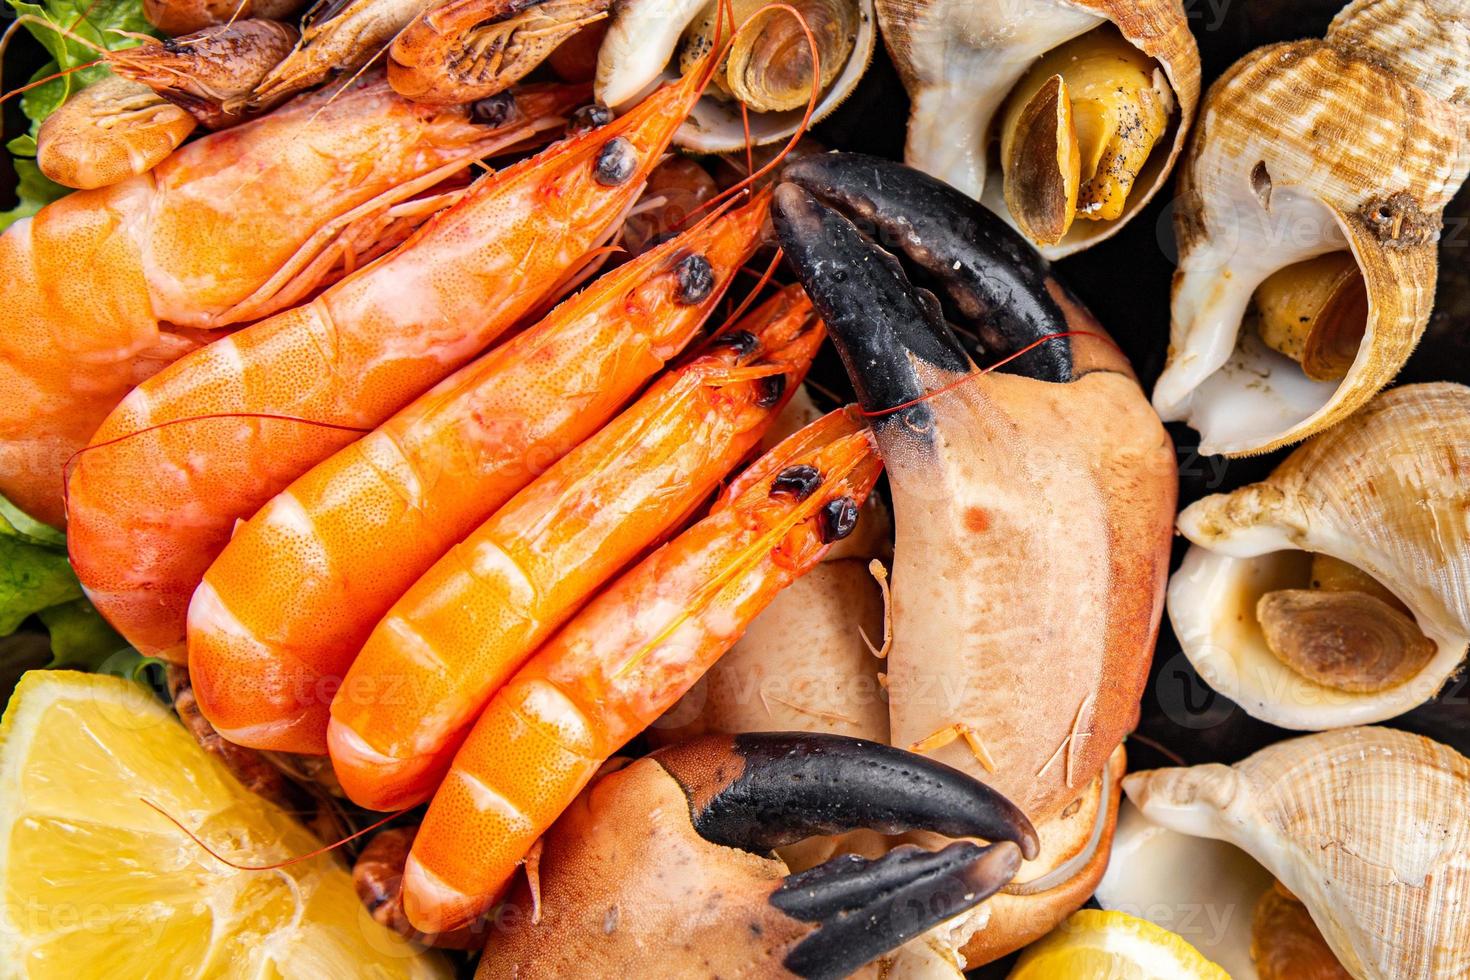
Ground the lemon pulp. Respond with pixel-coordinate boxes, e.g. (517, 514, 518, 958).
(0, 670, 450, 979)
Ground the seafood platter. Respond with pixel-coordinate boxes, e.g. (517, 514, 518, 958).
(0, 0, 1466, 975)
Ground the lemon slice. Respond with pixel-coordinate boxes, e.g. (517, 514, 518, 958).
(0, 670, 450, 979)
(1009, 908, 1230, 980)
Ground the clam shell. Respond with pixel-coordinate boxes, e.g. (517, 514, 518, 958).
(1168, 383, 1470, 729)
(1153, 0, 1470, 455)
(1121, 727, 1470, 980)
(874, 0, 1200, 257)
(593, 0, 876, 153)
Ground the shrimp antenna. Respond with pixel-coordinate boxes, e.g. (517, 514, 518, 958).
(711, 246, 783, 338)
(0, 57, 106, 107)
(141, 797, 408, 871)
(858, 331, 1123, 419)
(60, 412, 371, 520)
(306, 37, 396, 126)
(0, 14, 110, 107)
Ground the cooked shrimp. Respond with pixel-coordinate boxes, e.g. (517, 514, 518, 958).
(65, 68, 715, 659)
(107, 19, 302, 128)
(187, 193, 777, 756)
(144, 0, 305, 36)
(1, 74, 577, 526)
(388, 0, 611, 105)
(250, 0, 440, 108)
(326, 284, 822, 809)
(400, 406, 883, 932)
(35, 76, 196, 189)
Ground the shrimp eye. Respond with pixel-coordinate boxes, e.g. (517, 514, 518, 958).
(675, 254, 714, 305)
(819, 497, 859, 542)
(471, 93, 517, 127)
(569, 103, 613, 135)
(770, 465, 822, 500)
(755, 374, 787, 408)
(713, 330, 759, 357)
(595, 137, 638, 186)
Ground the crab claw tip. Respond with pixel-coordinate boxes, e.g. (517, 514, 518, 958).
(658, 732, 1039, 860)
(776, 840, 1023, 980)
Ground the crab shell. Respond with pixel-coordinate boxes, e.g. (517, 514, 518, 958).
(1168, 382, 1470, 730)
(873, 0, 1200, 258)
(652, 441, 1130, 968)
(1152, 0, 1470, 456)
(656, 555, 1129, 969)
(1114, 727, 1470, 980)
(593, 0, 876, 153)
(878, 330, 1174, 822)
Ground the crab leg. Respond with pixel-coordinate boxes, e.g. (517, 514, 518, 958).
(401, 407, 887, 932)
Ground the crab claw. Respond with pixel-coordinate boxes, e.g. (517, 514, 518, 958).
(475, 732, 1037, 980)
(768, 152, 1176, 967)
(773, 151, 1084, 386)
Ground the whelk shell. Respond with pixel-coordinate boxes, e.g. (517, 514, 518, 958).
(1113, 727, 1470, 980)
(874, 0, 1199, 257)
(1167, 382, 1470, 729)
(1152, 0, 1470, 455)
(593, 0, 875, 152)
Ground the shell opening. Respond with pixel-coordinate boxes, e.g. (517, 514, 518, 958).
(1167, 542, 1462, 729)
(1251, 881, 1352, 980)
(679, 0, 857, 113)
(1250, 253, 1368, 383)
(598, 0, 875, 152)
(1155, 174, 1384, 454)
(995, 24, 1176, 248)
(1096, 801, 1274, 979)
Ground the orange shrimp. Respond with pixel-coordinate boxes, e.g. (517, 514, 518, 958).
(328, 285, 824, 810)
(401, 407, 883, 933)
(0, 73, 578, 526)
(66, 67, 715, 660)
(186, 192, 775, 756)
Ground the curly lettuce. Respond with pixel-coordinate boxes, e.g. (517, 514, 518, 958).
(1, 0, 159, 229)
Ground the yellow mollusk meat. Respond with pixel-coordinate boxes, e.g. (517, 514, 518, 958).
(1252, 251, 1368, 381)
(1001, 24, 1173, 246)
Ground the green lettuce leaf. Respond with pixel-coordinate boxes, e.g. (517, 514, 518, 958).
(0, 158, 70, 231)
(39, 599, 128, 670)
(1, 0, 160, 228)
(0, 490, 133, 664)
(0, 532, 81, 635)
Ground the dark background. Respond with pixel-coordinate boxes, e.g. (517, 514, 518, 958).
(2, 0, 1467, 972)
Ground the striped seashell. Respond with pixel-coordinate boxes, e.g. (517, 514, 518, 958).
(1154, 0, 1470, 456)
(874, 0, 1200, 257)
(1121, 726, 1470, 980)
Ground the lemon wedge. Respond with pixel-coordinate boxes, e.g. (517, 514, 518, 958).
(1009, 908, 1230, 980)
(0, 670, 449, 979)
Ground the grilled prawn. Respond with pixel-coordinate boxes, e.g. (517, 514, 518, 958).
(186, 193, 783, 757)
(65, 67, 726, 659)
(0, 74, 576, 527)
